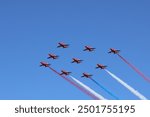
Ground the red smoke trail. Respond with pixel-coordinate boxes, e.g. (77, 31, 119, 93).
(48, 66, 101, 100)
(117, 54, 150, 83)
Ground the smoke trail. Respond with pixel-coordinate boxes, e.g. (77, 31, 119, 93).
(48, 66, 101, 100)
(117, 54, 150, 83)
(70, 76, 107, 100)
(90, 78, 119, 100)
(104, 69, 147, 100)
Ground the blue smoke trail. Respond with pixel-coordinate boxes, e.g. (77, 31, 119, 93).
(90, 78, 119, 100)
(70, 75, 107, 100)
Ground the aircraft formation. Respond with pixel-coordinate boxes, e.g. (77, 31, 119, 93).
(40, 42, 120, 78)
(40, 42, 150, 100)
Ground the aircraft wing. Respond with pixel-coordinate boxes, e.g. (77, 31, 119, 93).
(83, 49, 87, 51)
(57, 45, 61, 48)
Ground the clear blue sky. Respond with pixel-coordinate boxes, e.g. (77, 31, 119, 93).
(0, 0, 150, 100)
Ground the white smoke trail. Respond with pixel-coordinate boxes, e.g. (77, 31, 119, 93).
(70, 76, 107, 100)
(105, 69, 147, 100)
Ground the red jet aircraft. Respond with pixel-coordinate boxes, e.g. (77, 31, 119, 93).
(96, 64, 107, 69)
(71, 58, 83, 64)
(47, 54, 59, 59)
(40, 62, 50, 67)
(57, 42, 69, 48)
(60, 70, 71, 75)
(83, 46, 95, 52)
(81, 73, 93, 78)
(108, 48, 120, 54)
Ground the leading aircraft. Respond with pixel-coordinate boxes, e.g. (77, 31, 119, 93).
(81, 73, 93, 78)
(57, 42, 69, 48)
(96, 64, 107, 69)
(83, 46, 95, 52)
(108, 48, 120, 54)
(40, 62, 50, 67)
(47, 54, 59, 59)
(71, 58, 83, 64)
(60, 70, 71, 75)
